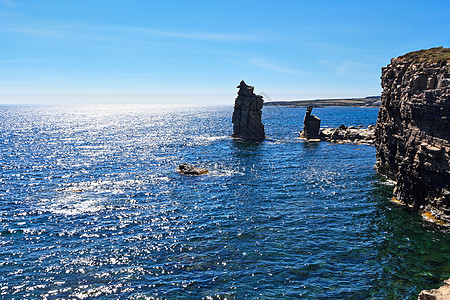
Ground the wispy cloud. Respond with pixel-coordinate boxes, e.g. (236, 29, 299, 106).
(249, 57, 298, 74)
(319, 59, 374, 76)
(8, 27, 62, 38)
(4, 21, 264, 44)
(2, 0, 17, 7)
(124, 27, 261, 42)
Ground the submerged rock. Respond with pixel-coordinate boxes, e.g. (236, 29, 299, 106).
(177, 163, 208, 175)
(418, 278, 450, 300)
(375, 47, 450, 223)
(299, 106, 321, 139)
(320, 125, 375, 145)
(232, 80, 265, 141)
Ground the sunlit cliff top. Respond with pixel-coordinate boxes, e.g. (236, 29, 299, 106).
(397, 46, 450, 63)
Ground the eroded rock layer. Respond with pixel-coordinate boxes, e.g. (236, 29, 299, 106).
(375, 47, 450, 222)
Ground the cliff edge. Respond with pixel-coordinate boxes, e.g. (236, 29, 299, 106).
(375, 47, 450, 223)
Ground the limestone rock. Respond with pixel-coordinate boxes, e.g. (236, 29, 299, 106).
(177, 163, 208, 175)
(375, 47, 450, 223)
(418, 278, 450, 300)
(320, 124, 375, 144)
(232, 80, 265, 141)
(299, 106, 321, 139)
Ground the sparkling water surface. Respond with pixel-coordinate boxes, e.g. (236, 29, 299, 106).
(0, 105, 449, 299)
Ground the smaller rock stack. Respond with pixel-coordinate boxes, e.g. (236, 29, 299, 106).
(232, 80, 265, 141)
(299, 106, 321, 139)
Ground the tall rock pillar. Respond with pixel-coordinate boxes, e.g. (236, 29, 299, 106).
(232, 80, 265, 141)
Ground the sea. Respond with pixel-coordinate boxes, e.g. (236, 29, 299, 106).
(0, 105, 449, 299)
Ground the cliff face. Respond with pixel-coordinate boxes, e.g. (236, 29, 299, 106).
(375, 47, 450, 222)
(232, 80, 265, 141)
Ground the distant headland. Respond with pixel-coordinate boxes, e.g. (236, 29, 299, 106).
(264, 96, 381, 107)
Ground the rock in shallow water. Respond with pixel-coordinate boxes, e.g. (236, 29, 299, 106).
(177, 163, 208, 175)
(320, 124, 376, 145)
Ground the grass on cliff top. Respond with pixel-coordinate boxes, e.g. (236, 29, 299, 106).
(397, 46, 450, 63)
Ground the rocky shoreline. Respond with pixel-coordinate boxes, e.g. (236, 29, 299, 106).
(295, 106, 375, 144)
(418, 278, 450, 300)
(320, 125, 375, 145)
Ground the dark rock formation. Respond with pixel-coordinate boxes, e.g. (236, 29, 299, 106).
(418, 278, 450, 300)
(299, 106, 321, 139)
(320, 125, 375, 144)
(232, 80, 265, 141)
(297, 106, 375, 144)
(177, 163, 208, 175)
(375, 47, 450, 223)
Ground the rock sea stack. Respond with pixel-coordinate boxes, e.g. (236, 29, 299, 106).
(232, 80, 265, 141)
(299, 106, 321, 139)
(375, 47, 450, 223)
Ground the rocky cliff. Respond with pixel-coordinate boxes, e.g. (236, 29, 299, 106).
(418, 278, 450, 300)
(375, 47, 450, 223)
(232, 80, 265, 141)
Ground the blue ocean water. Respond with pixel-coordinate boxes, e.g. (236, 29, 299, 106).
(0, 105, 449, 299)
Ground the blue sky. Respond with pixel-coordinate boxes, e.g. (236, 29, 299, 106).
(1, 0, 449, 105)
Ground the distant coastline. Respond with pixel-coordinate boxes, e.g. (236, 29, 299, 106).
(264, 96, 381, 107)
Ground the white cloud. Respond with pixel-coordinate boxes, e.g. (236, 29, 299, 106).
(319, 59, 374, 76)
(128, 27, 258, 42)
(249, 57, 298, 74)
(2, 0, 17, 7)
(336, 60, 373, 76)
(3, 21, 264, 45)
(8, 27, 61, 38)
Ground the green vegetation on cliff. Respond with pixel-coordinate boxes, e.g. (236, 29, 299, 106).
(397, 46, 450, 63)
